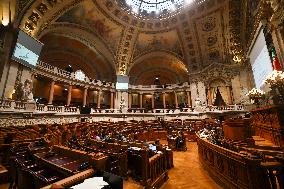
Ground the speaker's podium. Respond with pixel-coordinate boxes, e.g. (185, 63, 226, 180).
(80, 107, 91, 114)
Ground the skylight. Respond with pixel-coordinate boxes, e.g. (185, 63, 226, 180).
(122, 0, 197, 19)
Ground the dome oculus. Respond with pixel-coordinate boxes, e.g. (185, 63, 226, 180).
(122, 0, 196, 19)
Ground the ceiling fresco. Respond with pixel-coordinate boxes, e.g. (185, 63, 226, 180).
(17, 0, 245, 84)
(194, 9, 229, 67)
(133, 30, 183, 59)
(56, 1, 124, 55)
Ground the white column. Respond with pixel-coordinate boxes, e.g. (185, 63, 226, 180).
(48, 81, 55, 104)
(207, 88, 212, 106)
(67, 85, 72, 106)
(83, 88, 88, 107)
(128, 93, 132, 108)
(110, 92, 114, 109)
(139, 93, 143, 108)
(227, 86, 233, 105)
(151, 93, 155, 109)
(97, 90, 101, 109)
(162, 92, 166, 109)
(174, 92, 178, 109)
(186, 91, 191, 107)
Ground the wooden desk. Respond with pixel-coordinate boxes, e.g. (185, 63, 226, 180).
(0, 164, 8, 183)
(34, 152, 83, 176)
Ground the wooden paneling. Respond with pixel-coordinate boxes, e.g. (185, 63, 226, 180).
(250, 105, 284, 151)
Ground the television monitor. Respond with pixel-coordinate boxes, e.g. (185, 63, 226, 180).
(149, 145, 157, 151)
(11, 29, 44, 68)
(116, 75, 129, 90)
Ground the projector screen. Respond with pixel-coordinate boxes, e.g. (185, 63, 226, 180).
(249, 28, 273, 89)
(12, 30, 43, 68)
(116, 75, 129, 90)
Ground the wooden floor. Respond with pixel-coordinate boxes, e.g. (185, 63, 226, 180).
(0, 142, 223, 189)
(124, 142, 223, 189)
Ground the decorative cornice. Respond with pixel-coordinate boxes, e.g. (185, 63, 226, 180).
(188, 63, 240, 85)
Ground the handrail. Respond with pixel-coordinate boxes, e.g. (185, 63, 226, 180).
(0, 99, 245, 115)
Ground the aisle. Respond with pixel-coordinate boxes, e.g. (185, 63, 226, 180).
(124, 142, 223, 189)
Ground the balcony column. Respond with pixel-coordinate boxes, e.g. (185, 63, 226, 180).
(207, 88, 212, 106)
(110, 92, 114, 109)
(48, 81, 55, 104)
(186, 91, 191, 107)
(162, 92, 166, 109)
(128, 93, 132, 108)
(67, 85, 72, 106)
(97, 90, 101, 109)
(151, 93, 155, 109)
(227, 86, 233, 105)
(139, 93, 143, 109)
(83, 88, 88, 107)
(174, 91, 178, 109)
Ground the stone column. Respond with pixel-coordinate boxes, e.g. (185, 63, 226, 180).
(207, 88, 212, 106)
(128, 93, 132, 108)
(174, 92, 178, 109)
(162, 92, 166, 109)
(227, 86, 233, 105)
(139, 93, 143, 108)
(83, 88, 88, 107)
(97, 90, 101, 109)
(186, 91, 191, 107)
(151, 93, 155, 109)
(48, 81, 55, 104)
(67, 85, 72, 106)
(110, 92, 114, 109)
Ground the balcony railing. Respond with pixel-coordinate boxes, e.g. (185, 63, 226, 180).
(36, 61, 190, 91)
(0, 98, 245, 116)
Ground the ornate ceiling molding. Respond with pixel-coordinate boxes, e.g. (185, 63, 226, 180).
(188, 63, 240, 86)
(116, 27, 139, 75)
(18, 0, 84, 36)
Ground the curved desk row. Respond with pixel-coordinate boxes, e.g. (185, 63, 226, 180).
(197, 136, 284, 189)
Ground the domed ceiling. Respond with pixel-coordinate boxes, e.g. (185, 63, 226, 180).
(18, 0, 245, 84)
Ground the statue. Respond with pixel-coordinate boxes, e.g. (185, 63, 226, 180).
(13, 83, 24, 101)
(23, 79, 34, 102)
(194, 98, 205, 112)
(120, 97, 126, 110)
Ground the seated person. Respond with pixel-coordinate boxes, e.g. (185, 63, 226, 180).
(143, 140, 149, 147)
(154, 139, 160, 146)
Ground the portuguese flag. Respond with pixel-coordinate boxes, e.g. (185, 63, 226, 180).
(271, 47, 282, 71)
